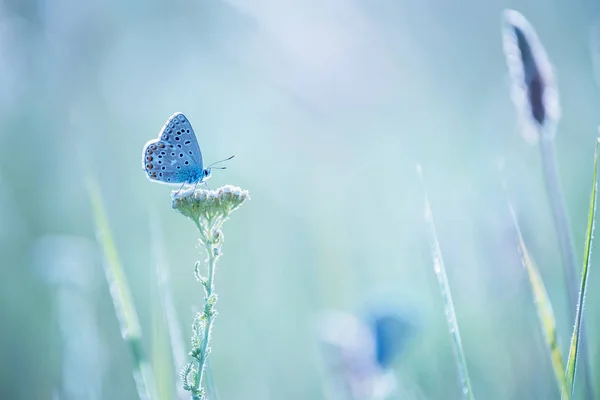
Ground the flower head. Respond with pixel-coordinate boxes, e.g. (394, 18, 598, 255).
(502, 9, 560, 143)
(172, 185, 249, 243)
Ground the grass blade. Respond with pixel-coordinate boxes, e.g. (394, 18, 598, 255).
(499, 164, 566, 397)
(416, 165, 475, 400)
(538, 138, 596, 398)
(562, 138, 600, 399)
(152, 302, 176, 400)
(87, 178, 158, 400)
(204, 359, 219, 400)
(149, 215, 188, 400)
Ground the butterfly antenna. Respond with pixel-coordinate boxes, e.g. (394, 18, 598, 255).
(207, 155, 235, 169)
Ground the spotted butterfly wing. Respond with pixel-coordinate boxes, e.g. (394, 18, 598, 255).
(142, 113, 205, 184)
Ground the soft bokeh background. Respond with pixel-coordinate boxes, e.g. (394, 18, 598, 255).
(1, 0, 600, 399)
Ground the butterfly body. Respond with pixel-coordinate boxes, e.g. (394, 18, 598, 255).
(142, 112, 212, 186)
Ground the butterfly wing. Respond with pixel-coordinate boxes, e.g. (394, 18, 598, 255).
(161, 112, 204, 167)
(142, 112, 204, 185)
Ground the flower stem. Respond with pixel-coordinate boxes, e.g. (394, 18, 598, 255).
(192, 220, 219, 400)
(173, 186, 249, 399)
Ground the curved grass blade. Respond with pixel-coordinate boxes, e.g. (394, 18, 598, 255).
(498, 164, 566, 397)
(562, 138, 600, 399)
(87, 178, 158, 400)
(416, 165, 475, 400)
(149, 215, 188, 400)
(152, 303, 176, 400)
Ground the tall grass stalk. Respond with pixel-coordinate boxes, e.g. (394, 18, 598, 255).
(539, 137, 595, 399)
(152, 303, 176, 400)
(562, 138, 600, 399)
(539, 138, 579, 304)
(416, 165, 474, 400)
(498, 164, 566, 397)
(87, 178, 158, 400)
(150, 215, 189, 400)
(502, 10, 594, 397)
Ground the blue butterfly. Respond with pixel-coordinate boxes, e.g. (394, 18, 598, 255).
(142, 112, 233, 191)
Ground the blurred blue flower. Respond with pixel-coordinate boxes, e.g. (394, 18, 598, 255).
(370, 310, 416, 369)
(316, 306, 418, 400)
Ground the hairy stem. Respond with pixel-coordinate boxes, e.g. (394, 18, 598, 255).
(173, 186, 248, 399)
(192, 219, 219, 400)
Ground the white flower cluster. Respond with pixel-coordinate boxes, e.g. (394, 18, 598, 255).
(172, 185, 250, 243)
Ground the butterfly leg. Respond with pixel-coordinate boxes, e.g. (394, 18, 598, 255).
(174, 182, 186, 197)
(203, 181, 211, 190)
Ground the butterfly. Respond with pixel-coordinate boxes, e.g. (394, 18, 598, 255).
(142, 112, 233, 192)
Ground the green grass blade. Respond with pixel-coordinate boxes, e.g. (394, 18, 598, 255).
(539, 137, 596, 400)
(204, 359, 219, 400)
(87, 178, 158, 400)
(562, 138, 600, 399)
(416, 165, 475, 400)
(499, 165, 566, 397)
(149, 215, 188, 400)
(152, 303, 176, 400)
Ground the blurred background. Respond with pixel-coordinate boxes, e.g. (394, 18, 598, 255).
(1, 0, 599, 398)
